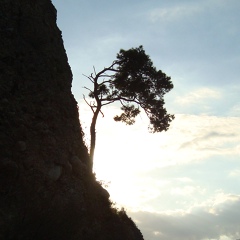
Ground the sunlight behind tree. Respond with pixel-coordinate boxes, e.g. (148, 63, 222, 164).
(82, 46, 174, 171)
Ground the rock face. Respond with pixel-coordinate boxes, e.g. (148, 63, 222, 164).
(0, 0, 144, 239)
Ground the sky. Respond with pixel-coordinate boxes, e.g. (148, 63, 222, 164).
(51, 1, 240, 239)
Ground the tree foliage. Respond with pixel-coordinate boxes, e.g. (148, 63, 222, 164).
(83, 46, 174, 171)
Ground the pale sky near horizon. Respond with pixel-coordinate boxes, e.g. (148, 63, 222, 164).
(51, 1, 240, 239)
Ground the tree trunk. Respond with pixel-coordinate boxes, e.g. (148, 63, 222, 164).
(89, 107, 100, 172)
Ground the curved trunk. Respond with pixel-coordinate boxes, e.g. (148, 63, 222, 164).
(89, 74, 103, 172)
(89, 106, 101, 171)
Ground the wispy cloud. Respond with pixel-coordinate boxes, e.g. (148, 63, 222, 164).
(179, 131, 238, 152)
(229, 103, 240, 117)
(149, 5, 203, 23)
(148, 0, 237, 24)
(175, 88, 221, 106)
(170, 185, 204, 197)
(229, 169, 240, 178)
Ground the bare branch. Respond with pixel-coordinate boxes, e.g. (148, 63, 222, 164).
(83, 86, 92, 92)
(93, 66, 97, 76)
(95, 61, 120, 80)
(100, 109, 104, 118)
(82, 74, 94, 83)
(100, 96, 141, 105)
(119, 99, 125, 107)
(101, 100, 115, 106)
(142, 107, 151, 118)
(83, 94, 95, 113)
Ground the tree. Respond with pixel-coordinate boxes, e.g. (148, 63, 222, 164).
(83, 46, 174, 171)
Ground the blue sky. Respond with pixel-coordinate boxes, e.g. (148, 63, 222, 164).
(51, 1, 240, 239)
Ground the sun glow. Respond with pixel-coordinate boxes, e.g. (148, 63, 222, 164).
(79, 101, 240, 212)
(91, 109, 171, 210)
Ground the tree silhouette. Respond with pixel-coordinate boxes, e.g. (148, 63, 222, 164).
(83, 46, 174, 171)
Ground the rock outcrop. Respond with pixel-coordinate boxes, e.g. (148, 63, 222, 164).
(0, 0, 144, 239)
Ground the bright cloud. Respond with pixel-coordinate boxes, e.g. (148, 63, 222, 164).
(171, 88, 223, 115)
(171, 186, 199, 196)
(175, 88, 221, 105)
(229, 169, 240, 178)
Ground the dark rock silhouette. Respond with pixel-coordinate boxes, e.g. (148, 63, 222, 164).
(0, 0, 144, 239)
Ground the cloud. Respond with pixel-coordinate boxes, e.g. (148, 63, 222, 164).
(179, 130, 237, 152)
(176, 88, 221, 106)
(229, 169, 240, 178)
(149, 5, 202, 23)
(171, 88, 223, 115)
(171, 115, 240, 161)
(130, 194, 240, 240)
(170, 186, 202, 196)
(148, 0, 239, 25)
(229, 103, 240, 117)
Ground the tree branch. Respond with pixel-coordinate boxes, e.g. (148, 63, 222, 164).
(101, 100, 115, 106)
(94, 61, 120, 80)
(83, 94, 95, 113)
(93, 66, 97, 77)
(100, 96, 141, 105)
(100, 109, 104, 117)
(82, 74, 94, 83)
(83, 86, 92, 92)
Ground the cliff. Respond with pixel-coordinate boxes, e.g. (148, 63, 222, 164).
(0, 0, 144, 239)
